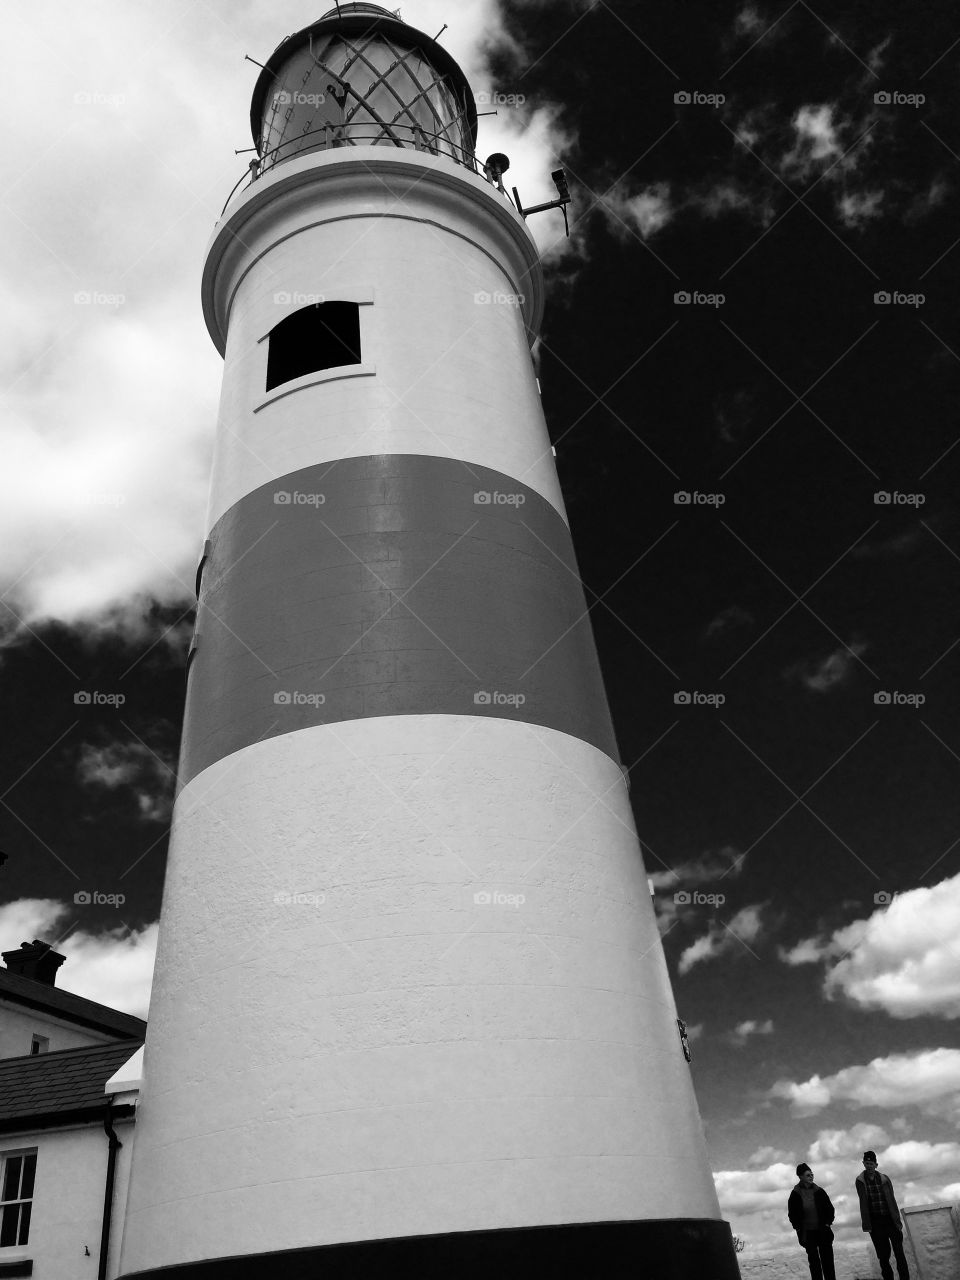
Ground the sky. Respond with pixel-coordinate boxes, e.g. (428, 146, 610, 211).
(1, 0, 959, 1257)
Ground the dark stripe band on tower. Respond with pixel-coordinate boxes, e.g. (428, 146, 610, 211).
(181, 454, 619, 786)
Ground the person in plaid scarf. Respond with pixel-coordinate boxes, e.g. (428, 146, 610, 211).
(856, 1150, 910, 1280)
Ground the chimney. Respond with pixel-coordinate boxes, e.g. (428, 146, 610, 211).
(2, 939, 66, 986)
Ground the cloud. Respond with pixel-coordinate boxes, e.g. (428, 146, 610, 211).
(782, 873, 960, 1019)
(838, 189, 884, 228)
(729, 1018, 774, 1046)
(770, 1048, 960, 1117)
(77, 739, 175, 823)
(0, 898, 156, 1018)
(785, 642, 867, 692)
(649, 844, 746, 891)
(599, 181, 674, 241)
(678, 902, 767, 975)
(852, 527, 925, 559)
(807, 1123, 890, 1162)
(781, 104, 844, 177)
(748, 1145, 793, 1167)
(704, 604, 754, 639)
(0, 0, 573, 634)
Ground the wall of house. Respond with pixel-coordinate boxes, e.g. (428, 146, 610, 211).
(0, 1116, 136, 1280)
(0, 1003, 115, 1059)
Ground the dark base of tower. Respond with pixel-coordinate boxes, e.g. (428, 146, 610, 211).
(119, 1218, 742, 1278)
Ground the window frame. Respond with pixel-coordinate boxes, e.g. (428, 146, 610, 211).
(0, 1149, 37, 1249)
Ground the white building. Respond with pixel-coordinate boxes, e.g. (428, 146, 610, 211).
(0, 940, 143, 1280)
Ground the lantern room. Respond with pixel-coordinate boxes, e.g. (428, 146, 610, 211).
(250, 3, 479, 174)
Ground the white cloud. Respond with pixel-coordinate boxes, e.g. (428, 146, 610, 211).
(782, 104, 843, 175)
(782, 873, 960, 1019)
(785, 642, 867, 692)
(0, 898, 155, 1018)
(807, 1123, 890, 1162)
(599, 181, 674, 241)
(678, 902, 766, 975)
(838, 189, 884, 227)
(729, 1018, 774, 1045)
(77, 740, 175, 823)
(770, 1048, 960, 1117)
(0, 0, 572, 633)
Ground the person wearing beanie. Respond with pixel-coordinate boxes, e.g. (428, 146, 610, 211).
(787, 1163, 836, 1280)
(856, 1151, 910, 1279)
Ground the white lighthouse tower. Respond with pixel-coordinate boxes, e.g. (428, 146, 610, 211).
(117, 6, 740, 1276)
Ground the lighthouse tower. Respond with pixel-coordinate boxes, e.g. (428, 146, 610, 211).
(117, 6, 740, 1277)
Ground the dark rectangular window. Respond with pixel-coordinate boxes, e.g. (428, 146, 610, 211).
(0, 1152, 36, 1247)
(29, 1035, 48, 1056)
(266, 301, 361, 392)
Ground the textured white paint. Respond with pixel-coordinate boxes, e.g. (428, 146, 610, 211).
(0, 1118, 136, 1279)
(119, 716, 723, 1271)
(201, 151, 565, 531)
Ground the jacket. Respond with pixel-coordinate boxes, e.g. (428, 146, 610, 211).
(856, 1170, 903, 1232)
(787, 1184, 835, 1246)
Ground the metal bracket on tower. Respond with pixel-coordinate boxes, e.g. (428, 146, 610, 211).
(511, 169, 572, 237)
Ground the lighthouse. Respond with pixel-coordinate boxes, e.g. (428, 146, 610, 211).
(117, 6, 740, 1276)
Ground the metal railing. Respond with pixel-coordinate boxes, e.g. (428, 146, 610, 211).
(219, 123, 485, 217)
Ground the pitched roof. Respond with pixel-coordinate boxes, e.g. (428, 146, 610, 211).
(0, 1040, 143, 1130)
(0, 967, 146, 1040)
